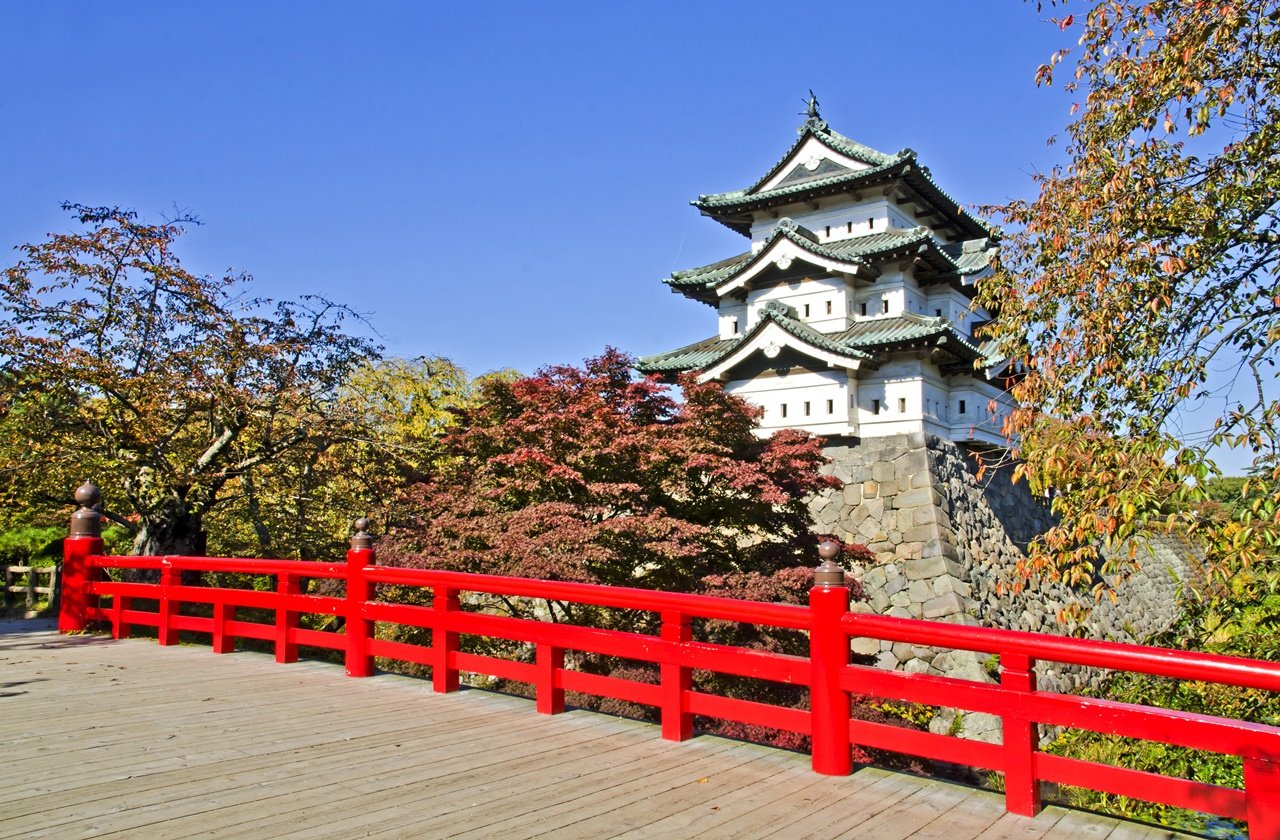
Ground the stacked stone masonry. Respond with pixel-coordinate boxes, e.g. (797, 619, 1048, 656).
(808, 432, 1200, 743)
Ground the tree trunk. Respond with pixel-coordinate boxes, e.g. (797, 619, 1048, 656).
(129, 497, 207, 585)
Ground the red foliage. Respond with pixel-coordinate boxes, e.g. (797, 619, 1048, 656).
(382, 348, 847, 593)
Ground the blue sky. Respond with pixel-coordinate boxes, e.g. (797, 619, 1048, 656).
(20, 3, 1250, 470)
(1, 1, 1074, 374)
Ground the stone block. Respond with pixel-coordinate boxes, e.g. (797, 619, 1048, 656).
(871, 461, 895, 483)
(850, 636, 881, 656)
(887, 606, 913, 619)
(889, 591, 911, 608)
(903, 555, 962, 580)
(888, 530, 903, 545)
(842, 484, 863, 506)
(903, 524, 939, 543)
(869, 591, 890, 611)
(895, 487, 940, 508)
(931, 575, 972, 599)
(863, 497, 885, 519)
(892, 642, 915, 662)
(894, 542, 924, 560)
(903, 658, 932, 674)
(875, 651, 899, 670)
(912, 507, 938, 528)
(907, 579, 932, 603)
(862, 480, 879, 497)
(883, 574, 907, 597)
(922, 592, 966, 618)
(861, 566, 887, 590)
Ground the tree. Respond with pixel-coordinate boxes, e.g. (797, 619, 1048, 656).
(382, 348, 845, 595)
(380, 349, 870, 746)
(978, 2, 1280, 589)
(0, 204, 379, 555)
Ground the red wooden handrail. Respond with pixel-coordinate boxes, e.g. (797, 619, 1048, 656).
(58, 527, 1280, 839)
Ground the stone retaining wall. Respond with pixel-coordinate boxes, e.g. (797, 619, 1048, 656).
(807, 433, 1199, 742)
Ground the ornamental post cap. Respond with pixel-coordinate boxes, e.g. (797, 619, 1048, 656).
(74, 482, 101, 508)
(350, 517, 373, 551)
(69, 481, 102, 538)
(814, 539, 845, 587)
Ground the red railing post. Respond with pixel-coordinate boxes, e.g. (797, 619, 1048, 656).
(1000, 651, 1042, 816)
(212, 601, 234, 653)
(536, 643, 565, 714)
(433, 585, 460, 692)
(661, 610, 693, 741)
(60, 483, 105, 633)
(1245, 755, 1280, 839)
(345, 518, 376, 677)
(275, 572, 300, 663)
(157, 559, 180, 646)
(809, 540, 852, 775)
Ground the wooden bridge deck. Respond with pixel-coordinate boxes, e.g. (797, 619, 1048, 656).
(0, 621, 1193, 839)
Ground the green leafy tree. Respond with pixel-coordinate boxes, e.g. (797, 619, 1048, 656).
(380, 349, 876, 749)
(979, 1, 1280, 590)
(0, 204, 379, 556)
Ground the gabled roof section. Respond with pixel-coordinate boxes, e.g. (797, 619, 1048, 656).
(637, 305, 872, 379)
(637, 309, 1000, 382)
(663, 223, 991, 303)
(692, 119, 991, 241)
(744, 117, 897, 195)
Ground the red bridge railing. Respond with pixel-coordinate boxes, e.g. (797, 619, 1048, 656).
(58, 494, 1280, 838)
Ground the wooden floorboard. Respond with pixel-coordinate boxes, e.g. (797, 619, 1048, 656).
(0, 620, 1205, 839)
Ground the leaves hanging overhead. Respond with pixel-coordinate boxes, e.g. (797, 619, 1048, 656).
(979, 1, 1280, 589)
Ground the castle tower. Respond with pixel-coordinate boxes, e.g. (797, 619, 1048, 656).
(639, 105, 1015, 446)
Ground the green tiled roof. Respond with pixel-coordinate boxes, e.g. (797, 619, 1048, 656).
(693, 120, 991, 240)
(637, 311, 992, 376)
(664, 224, 992, 302)
(743, 119, 898, 195)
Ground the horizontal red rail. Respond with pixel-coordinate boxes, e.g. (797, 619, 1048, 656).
(844, 611, 1280, 692)
(57, 535, 1280, 839)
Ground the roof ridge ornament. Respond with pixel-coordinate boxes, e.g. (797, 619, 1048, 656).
(799, 89, 827, 133)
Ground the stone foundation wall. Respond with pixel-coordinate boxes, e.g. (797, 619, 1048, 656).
(808, 433, 1198, 742)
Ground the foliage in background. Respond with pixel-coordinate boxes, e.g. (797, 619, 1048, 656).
(978, 1, 1280, 592)
(0, 204, 379, 558)
(380, 349, 888, 747)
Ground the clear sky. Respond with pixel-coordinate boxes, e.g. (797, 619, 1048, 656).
(0, 1, 1074, 373)
(17, 3, 1248, 470)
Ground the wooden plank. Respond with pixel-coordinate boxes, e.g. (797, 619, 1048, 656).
(0, 625, 1206, 840)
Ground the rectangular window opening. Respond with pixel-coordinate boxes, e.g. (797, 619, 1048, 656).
(959, 400, 967, 414)
(935, 308, 942, 317)
(898, 398, 907, 413)
(781, 404, 788, 419)
(804, 401, 811, 416)
(824, 225, 831, 238)
(847, 221, 853, 233)
(872, 399, 880, 415)
(860, 302, 867, 316)
(826, 300, 833, 315)
(826, 399, 834, 414)
(803, 303, 811, 318)
(882, 299, 889, 314)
